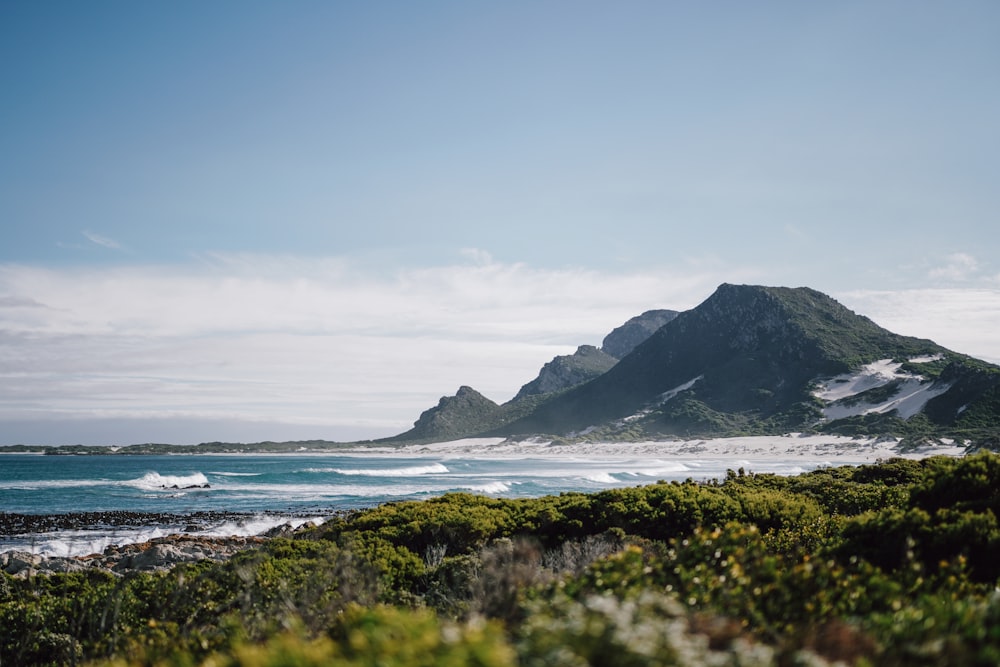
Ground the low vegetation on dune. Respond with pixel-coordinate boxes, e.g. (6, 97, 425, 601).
(5, 452, 1000, 665)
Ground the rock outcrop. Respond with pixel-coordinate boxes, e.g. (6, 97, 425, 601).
(513, 345, 618, 400)
(396, 385, 502, 442)
(1, 534, 265, 577)
(601, 309, 679, 359)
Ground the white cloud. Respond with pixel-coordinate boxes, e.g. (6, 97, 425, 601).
(836, 287, 1000, 363)
(459, 247, 494, 265)
(5, 254, 996, 446)
(928, 252, 981, 282)
(0, 253, 743, 444)
(82, 230, 127, 251)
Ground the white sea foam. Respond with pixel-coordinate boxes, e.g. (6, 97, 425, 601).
(12, 527, 176, 558)
(307, 463, 449, 477)
(200, 514, 327, 538)
(2, 515, 331, 557)
(209, 471, 262, 477)
(461, 481, 510, 494)
(632, 461, 692, 476)
(0, 479, 108, 490)
(125, 472, 211, 491)
(582, 472, 618, 484)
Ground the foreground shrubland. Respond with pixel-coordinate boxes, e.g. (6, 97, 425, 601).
(4, 452, 1000, 665)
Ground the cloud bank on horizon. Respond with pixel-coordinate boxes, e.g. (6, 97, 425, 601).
(1, 2, 998, 444)
(1, 252, 999, 445)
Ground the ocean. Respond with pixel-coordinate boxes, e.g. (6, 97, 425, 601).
(0, 447, 863, 557)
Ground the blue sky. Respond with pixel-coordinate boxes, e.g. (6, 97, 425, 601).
(1, 2, 998, 445)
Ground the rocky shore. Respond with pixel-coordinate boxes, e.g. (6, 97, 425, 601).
(1, 534, 268, 577)
(0, 510, 254, 536)
(0, 511, 320, 578)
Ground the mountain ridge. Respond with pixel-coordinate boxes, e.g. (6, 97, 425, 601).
(397, 284, 1000, 445)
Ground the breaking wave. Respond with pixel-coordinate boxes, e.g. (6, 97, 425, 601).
(312, 463, 450, 477)
(630, 462, 692, 476)
(124, 472, 211, 491)
(461, 481, 511, 494)
(582, 472, 618, 484)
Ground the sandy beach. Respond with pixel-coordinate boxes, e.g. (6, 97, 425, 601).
(372, 433, 969, 463)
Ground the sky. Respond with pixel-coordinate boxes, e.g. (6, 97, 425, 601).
(1, 1, 998, 445)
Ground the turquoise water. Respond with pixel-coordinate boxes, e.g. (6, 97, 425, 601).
(0, 452, 705, 514)
(0, 451, 825, 556)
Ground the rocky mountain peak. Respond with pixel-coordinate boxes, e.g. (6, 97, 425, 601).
(397, 386, 501, 442)
(389, 284, 1000, 444)
(601, 309, 679, 359)
(513, 345, 618, 401)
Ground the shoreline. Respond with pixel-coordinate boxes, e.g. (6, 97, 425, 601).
(0, 433, 974, 459)
(1, 532, 272, 577)
(386, 434, 969, 462)
(0, 510, 330, 564)
(1, 435, 968, 565)
(0, 509, 294, 537)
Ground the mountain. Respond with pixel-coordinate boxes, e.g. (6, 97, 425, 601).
(512, 345, 618, 401)
(512, 309, 679, 401)
(392, 284, 1000, 444)
(395, 386, 503, 442)
(601, 309, 679, 359)
(398, 308, 678, 442)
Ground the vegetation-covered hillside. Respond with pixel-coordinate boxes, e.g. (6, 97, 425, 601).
(6, 452, 1000, 665)
(391, 284, 1000, 445)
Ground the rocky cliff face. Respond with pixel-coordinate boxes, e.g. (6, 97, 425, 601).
(388, 284, 1000, 444)
(511, 310, 679, 402)
(601, 309, 679, 359)
(513, 345, 618, 400)
(397, 385, 502, 442)
(498, 284, 951, 437)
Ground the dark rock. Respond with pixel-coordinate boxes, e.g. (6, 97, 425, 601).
(601, 309, 680, 359)
(397, 385, 502, 441)
(514, 345, 618, 400)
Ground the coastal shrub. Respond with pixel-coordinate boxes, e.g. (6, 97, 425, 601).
(781, 472, 909, 516)
(840, 453, 1000, 582)
(727, 487, 824, 533)
(551, 525, 902, 653)
(422, 534, 624, 621)
(512, 492, 596, 547)
(111, 539, 380, 660)
(0, 570, 126, 665)
(423, 553, 481, 619)
(588, 482, 742, 541)
(324, 605, 515, 667)
(865, 589, 1000, 666)
(339, 534, 424, 600)
(849, 456, 932, 485)
(841, 505, 1000, 583)
(99, 606, 517, 667)
(327, 493, 517, 555)
(910, 450, 1000, 515)
(517, 589, 782, 667)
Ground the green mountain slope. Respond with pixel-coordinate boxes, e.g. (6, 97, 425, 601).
(394, 386, 503, 442)
(491, 284, 997, 439)
(391, 284, 1000, 443)
(498, 285, 938, 434)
